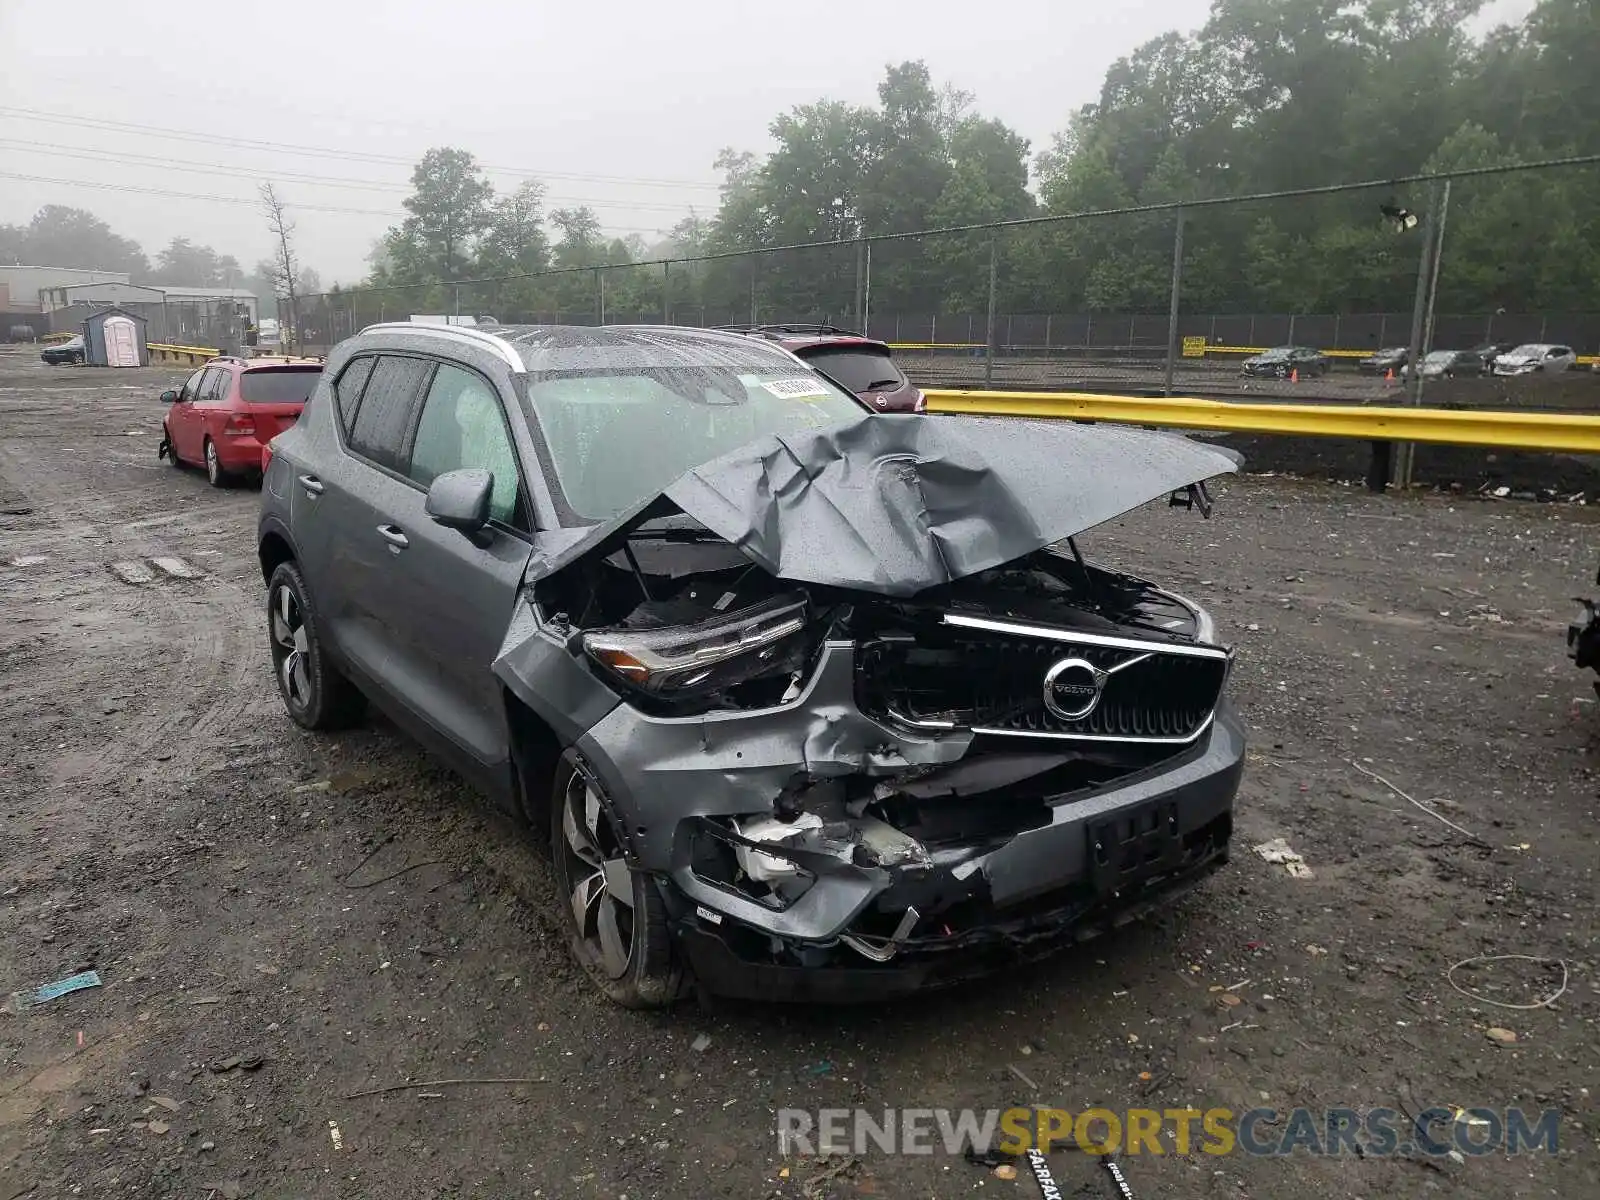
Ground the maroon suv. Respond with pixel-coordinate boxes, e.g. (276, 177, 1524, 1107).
(719, 324, 925, 413)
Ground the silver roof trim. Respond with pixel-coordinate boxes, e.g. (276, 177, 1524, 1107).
(357, 322, 524, 372)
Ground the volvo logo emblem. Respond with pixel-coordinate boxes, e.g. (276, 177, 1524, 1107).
(1042, 657, 1108, 721)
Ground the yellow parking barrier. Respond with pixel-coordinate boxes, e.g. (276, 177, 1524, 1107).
(147, 342, 221, 365)
(922, 388, 1600, 454)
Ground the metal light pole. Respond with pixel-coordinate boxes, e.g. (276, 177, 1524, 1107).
(1393, 189, 1441, 491)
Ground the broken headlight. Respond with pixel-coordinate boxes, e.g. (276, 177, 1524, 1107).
(582, 594, 809, 700)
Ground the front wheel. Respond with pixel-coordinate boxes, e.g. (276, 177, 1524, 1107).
(266, 561, 365, 730)
(550, 758, 683, 1008)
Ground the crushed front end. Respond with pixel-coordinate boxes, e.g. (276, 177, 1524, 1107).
(497, 415, 1246, 1001)
(514, 536, 1241, 1001)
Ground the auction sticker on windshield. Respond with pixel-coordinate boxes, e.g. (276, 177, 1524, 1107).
(761, 377, 832, 399)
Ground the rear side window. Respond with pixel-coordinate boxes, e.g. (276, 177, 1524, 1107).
(240, 367, 321, 405)
(197, 366, 232, 404)
(796, 346, 905, 393)
(332, 357, 375, 435)
(346, 356, 431, 472)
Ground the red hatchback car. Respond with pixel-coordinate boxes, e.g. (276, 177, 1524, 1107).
(159, 357, 323, 486)
(718, 324, 925, 412)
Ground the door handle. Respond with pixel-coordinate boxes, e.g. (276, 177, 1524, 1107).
(377, 524, 409, 550)
(297, 474, 324, 496)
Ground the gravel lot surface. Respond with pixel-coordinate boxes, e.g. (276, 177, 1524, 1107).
(1, 346, 1595, 1199)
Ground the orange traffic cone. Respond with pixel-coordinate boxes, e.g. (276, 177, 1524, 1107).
(1291, 367, 1299, 383)
(1384, 367, 1394, 382)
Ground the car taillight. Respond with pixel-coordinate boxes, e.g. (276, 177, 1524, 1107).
(261, 438, 275, 472)
(223, 413, 256, 437)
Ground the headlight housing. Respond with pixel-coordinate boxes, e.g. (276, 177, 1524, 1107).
(582, 594, 810, 702)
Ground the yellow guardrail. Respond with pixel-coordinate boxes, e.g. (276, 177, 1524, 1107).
(923, 389, 1600, 454)
(148, 342, 220, 365)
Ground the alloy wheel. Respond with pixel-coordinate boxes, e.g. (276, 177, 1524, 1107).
(558, 769, 635, 979)
(205, 441, 221, 485)
(269, 583, 313, 710)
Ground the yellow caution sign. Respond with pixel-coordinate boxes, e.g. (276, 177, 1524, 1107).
(1182, 336, 1208, 358)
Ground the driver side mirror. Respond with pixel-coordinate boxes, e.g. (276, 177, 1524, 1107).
(425, 468, 493, 534)
(159, 389, 178, 403)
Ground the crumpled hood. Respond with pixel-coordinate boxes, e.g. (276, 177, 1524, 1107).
(528, 414, 1239, 598)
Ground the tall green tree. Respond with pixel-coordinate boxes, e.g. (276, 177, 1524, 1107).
(392, 147, 495, 282)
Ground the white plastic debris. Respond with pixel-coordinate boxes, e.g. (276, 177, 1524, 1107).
(1252, 837, 1313, 878)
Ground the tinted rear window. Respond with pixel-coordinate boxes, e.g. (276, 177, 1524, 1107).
(240, 368, 321, 405)
(795, 346, 905, 393)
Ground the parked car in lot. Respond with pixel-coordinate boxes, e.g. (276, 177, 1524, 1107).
(40, 335, 85, 365)
(1417, 349, 1491, 379)
(257, 322, 1244, 1006)
(159, 356, 322, 487)
(1357, 346, 1409, 375)
(1492, 343, 1577, 375)
(717, 323, 925, 412)
(1239, 346, 1329, 378)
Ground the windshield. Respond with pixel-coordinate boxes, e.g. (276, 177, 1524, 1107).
(1257, 348, 1292, 360)
(1424, 351, 1455, 365)
(797, 346, 906, 393)
(1507, 344, 1544, 357)
(1374, 347, 1406, 356)
(524, 364, 865, 522)
(239, 367, 321, 404)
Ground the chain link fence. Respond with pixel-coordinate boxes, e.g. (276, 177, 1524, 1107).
(290, 158, 1600, 431)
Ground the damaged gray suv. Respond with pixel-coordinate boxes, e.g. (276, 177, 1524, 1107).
(257, 323, 1245, 1007)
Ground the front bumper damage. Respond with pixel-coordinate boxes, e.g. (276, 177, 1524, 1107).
(567, 638, 1243, 1002)
(499, 414, 1248, 1001)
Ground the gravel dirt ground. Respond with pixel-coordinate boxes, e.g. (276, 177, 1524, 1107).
(1, 345, 1596, 1200)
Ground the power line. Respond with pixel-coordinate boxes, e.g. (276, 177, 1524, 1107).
(0, 171, 403, 217)
(0, 106, 724, 192)
(0, 170, 675, 236)
(0, 139, 711, 214)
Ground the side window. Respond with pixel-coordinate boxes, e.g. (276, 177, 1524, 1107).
(332, 356, 375, 437)
(408, 363, 523, 529)
(347, 356, 431, 472)
(178, 367, 206, 402)
(202, 368, 234, 405)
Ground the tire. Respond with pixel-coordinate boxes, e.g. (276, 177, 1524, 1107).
(204, 438, 230, 488)
(163, 424, 183, 467)
(266, 560, 365, 731)
(550, 757, 684, 1009)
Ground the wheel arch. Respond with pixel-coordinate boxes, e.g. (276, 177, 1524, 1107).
(258, 520, 298, 586)
(504, 691, 564, 854)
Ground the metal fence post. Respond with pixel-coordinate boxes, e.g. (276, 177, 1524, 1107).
(984, 236, 998, 388)
(863, 242, 874, 334)
(662, 261, 671, 324)
(853, 236, 865, 329)
(1287, 313, 1296, 345)
(453, 284, 461, 317)
(1164, 209, 1186, 397)
(595, 268, 605, 325)
(749, 258, 758, 324)
(1044, 314, 1052, 355)
(1333, 313, 1341, 350)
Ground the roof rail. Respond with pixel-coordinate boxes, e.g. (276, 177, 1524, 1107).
(714, 322, 864, 338)
(356, 321, 523, 372)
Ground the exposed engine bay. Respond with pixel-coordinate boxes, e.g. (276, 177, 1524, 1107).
(490, 413, 1246, 995)
(530, 517, 1233, 968)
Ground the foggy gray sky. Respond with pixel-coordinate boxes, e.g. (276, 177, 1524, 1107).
(0, 0, 1537, 288)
